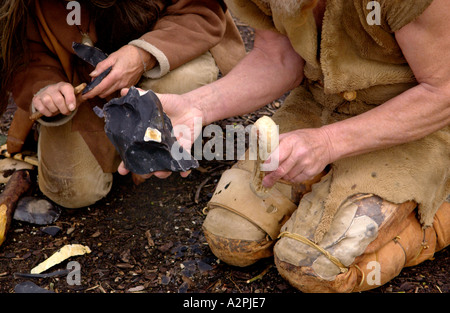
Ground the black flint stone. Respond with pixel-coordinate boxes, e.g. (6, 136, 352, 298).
(14, 281, 55, 293)
(103, 87, 199, 174)
(13, 197, 60, 225)
(41, 226, 62, 237)
(72, 42, 112, 94)
(72, 42, 108, 67)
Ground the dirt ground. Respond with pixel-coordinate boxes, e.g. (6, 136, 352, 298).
(0, 23, 448, 296)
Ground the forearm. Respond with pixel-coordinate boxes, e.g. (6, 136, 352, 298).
(185, 29, 305, 125)
(323, 83, 450, 162)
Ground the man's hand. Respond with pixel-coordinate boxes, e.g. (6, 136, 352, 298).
(117, 88, 204, 181)
(262, 128, 334, 188)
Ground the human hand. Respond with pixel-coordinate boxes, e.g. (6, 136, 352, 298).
(32, 82, 77, 117)
(82, 45, 155, 100)
(262, 128, 334, 188)
(117, 88, 204, 182)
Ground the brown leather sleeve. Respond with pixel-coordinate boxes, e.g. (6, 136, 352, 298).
(140, 0, 227, 71)
(8, 6, 69, 154)
(10, 13, 68, 114)
(6, 108, 35, 154)
(209, 10, 246, 76)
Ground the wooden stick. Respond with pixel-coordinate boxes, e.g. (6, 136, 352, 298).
(246, 265, 272, 283)
(195, 176, 211, 204)
(0, 170, 33, 246)
(29, 83, 87, 121)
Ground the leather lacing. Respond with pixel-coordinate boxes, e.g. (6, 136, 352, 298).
(278, 231, 369, 288)
(278, 231, 348, 274)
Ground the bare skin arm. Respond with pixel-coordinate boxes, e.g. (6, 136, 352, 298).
(186, 29, 305, 125)
(323, 0, 450, 160)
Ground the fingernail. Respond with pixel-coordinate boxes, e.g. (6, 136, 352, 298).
(69, 103, 75, 111)
(90, 70, 97, 76)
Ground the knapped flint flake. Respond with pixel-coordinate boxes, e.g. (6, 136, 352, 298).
(72, 42, 112, 94)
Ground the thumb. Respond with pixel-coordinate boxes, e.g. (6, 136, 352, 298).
(120, 88, 130, 97)
(118, 162, 130, 175)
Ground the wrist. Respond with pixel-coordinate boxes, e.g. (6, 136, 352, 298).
(182, 91, 209, 126)
(318, 125, 339, 165)
(129, 45, 156, 74)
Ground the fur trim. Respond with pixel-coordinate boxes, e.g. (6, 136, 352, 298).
(128, 39, 170, 79)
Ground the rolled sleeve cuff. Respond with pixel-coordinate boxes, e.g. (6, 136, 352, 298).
(128, 39, 170, 79)
(31, 101, 77, 127)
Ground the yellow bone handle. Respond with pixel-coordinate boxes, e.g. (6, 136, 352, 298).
(250, 116, 279, 197)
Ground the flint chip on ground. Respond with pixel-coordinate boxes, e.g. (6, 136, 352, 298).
(40, 225, 62, 237)
(31, 244, 91, 274)
(13, 196, 60, 225)
(14, 281, 54, 293)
